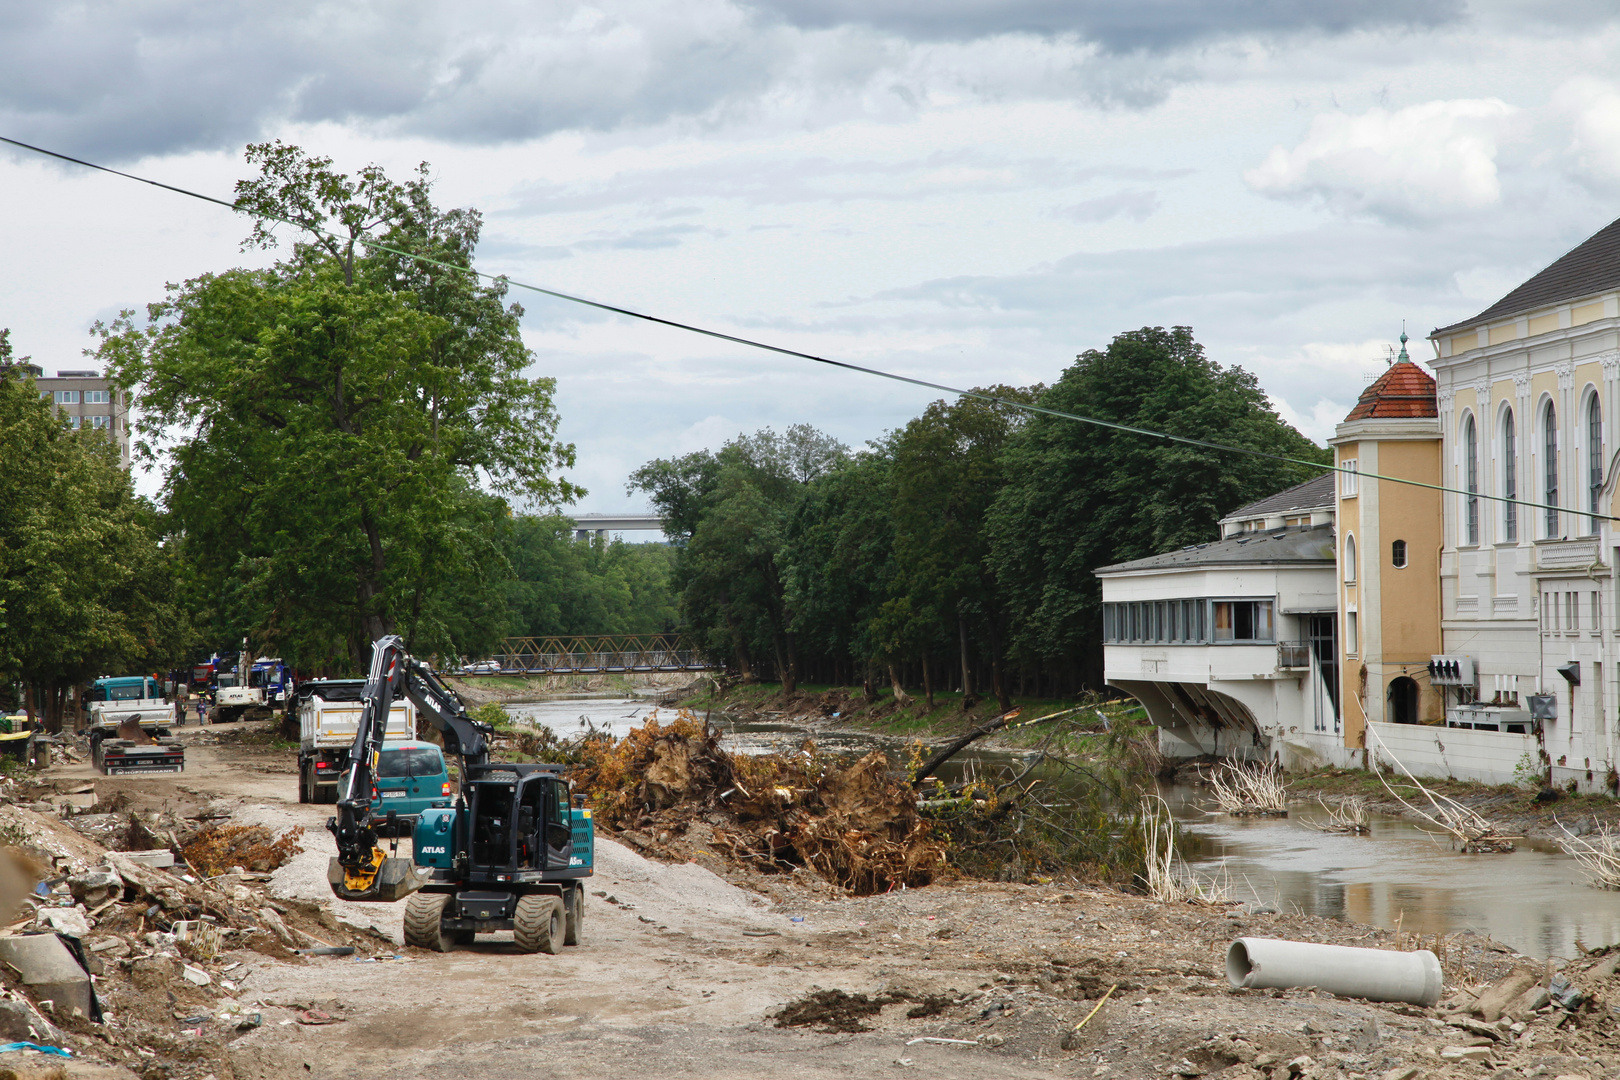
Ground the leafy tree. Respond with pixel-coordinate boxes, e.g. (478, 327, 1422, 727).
(96, 145, 579, 668)
(987, 326, 1329, 689)
(504, 516, 678, 638)
(0, 362, 185, 727)
(888, 387, 1039, 711)
(781, 445, 898, 695)
(632, 425, 846, 690)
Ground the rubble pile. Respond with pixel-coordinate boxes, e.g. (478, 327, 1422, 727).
(563, 713, 945, 895)
(0, 796, 385, 1077)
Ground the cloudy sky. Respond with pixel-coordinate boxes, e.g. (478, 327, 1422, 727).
(5, 0, 1620, 515)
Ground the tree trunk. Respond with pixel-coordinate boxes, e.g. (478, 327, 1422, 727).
(863, 663, 878, 704)
(888, 663, 913, 707)
(922, 655, 934, 710)
(785, 632, 800, 696)
(958, 616, 976, 708)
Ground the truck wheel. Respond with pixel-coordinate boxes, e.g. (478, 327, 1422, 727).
(514, 895, 565, 955)
(319, 780, 338, 805)
(404, 893, 453, 952)
(564, 886, 583, 946)
(297, 761, 310, 804)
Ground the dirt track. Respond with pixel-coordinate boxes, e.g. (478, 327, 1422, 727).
(36, 722, 1620, 1080)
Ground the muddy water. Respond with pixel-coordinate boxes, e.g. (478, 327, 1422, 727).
(507, 699, 1620, 960)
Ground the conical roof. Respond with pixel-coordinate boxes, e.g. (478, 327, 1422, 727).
(1344, 335, 1436, 421)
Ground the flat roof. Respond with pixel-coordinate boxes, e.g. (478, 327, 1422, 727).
(1096, 522, 1335, 576)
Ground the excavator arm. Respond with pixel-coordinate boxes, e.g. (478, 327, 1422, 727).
(327, 635, 493, 902)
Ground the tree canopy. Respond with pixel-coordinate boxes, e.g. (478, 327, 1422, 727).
(97, 144, 580, 667)
(0, 348, 185, 724)
(638, 327, 1328, 697)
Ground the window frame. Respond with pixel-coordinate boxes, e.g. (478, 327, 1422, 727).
(1462, 410, 1479, 545)
(1502, 404, 1517, 542)
(1340, 460, 1359, 497)
(1544, 398, 1560, 538)
(1391, 539, 1408, 568)
(1587, 389, 1604, 535)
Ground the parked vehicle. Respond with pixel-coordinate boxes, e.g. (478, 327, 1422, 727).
(295, 679, 415, 804)
(84, 676, 184, 774)
(373, 740, 454, 831)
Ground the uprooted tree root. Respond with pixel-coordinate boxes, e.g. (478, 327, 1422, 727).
(531, 711, 946, 895)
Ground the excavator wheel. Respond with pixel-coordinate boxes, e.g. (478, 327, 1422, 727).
(564, 886, 583, 946)
(514, 895, 565, 955)
(403, 892, 453, 952)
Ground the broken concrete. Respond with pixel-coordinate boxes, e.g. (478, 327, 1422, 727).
(0, 935, 91, 1018)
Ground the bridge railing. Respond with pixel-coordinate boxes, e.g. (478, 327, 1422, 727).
(458, 635, 716, 674)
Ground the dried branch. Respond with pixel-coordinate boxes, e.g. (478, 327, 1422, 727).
(1365, 727, 1515, 853)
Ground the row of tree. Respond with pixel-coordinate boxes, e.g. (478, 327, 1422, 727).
(0, 332, 186, 725)
(634, 326, 1330, 706)
(2, 147, 676, 712)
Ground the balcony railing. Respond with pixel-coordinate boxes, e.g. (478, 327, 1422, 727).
(1277, 642, 1311, 670)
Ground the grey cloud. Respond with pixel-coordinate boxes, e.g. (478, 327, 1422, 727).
(1055, 189, 1160, 222)
(737, 0, 1464, 51)
(500, 153, 1188, 216)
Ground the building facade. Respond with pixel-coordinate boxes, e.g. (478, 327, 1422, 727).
(32, 368, 131, 466)
(1099, 214, 1620, 791)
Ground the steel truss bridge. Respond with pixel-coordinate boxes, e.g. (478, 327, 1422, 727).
(463, 635, 714, 675)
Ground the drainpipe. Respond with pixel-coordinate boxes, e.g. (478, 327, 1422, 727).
(1226, 937, 1442, 1006)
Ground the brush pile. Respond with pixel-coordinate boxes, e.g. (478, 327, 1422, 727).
(553, 712, 945, 895)
(1206, 760, 1289, 816)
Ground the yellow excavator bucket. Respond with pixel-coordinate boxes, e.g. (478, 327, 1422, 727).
(327, 849, 429, 903)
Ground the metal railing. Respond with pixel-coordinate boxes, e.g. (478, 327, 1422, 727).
(1277, 641, 1312, 670)
(459, 635, 716, 675)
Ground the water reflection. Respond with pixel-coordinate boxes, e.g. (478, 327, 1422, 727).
(505, 699, 1620, 960)
(1167, 786, 1620, 960)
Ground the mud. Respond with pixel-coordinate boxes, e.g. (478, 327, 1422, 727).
(0, 719, 1615, 1080)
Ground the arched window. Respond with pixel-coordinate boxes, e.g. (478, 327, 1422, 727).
(1588, 392, 1604, 533)
(1545, 400, 1560, 537)
(1502, 406, 1517, 542)
(1392, 539, 1408, 568)
(1344, 535, 1357, 584)
(1463, 412, 1479, 545)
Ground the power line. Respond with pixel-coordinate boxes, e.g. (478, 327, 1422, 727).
(3, 133, 1607, 522)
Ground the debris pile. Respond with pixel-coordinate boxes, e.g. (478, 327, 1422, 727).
(0, 796, 385, 1075)
(559, 713, 945, 895)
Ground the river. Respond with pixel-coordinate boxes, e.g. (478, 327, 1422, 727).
(508, 697, 1620, 960)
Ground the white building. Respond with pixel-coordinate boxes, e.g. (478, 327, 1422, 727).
(1096, 473, 1345, 770)
(1099, 213, 1620, 791)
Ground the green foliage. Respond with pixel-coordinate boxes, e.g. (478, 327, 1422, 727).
(0, 355, 187, 701)
(638, 326, 1325, 694)
(1513, 751, 1544, 790)
(469, 702, 511, 731)
(95, 144, 580, 668)
(631, 425, 847, 687)
(504, 517, 678, 637)
(987, 326, 1330, 684)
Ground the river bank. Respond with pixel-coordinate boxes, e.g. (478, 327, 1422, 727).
(676, 682, 1620, 847)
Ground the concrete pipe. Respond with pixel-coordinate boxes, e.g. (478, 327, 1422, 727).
(1226, 937, 1442, 1006)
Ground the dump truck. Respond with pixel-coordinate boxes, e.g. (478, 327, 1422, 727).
(85, 676, 184, 774)
(294, 679, 415, 804)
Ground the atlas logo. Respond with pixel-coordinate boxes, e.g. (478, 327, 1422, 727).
(421, 846, 447, 855)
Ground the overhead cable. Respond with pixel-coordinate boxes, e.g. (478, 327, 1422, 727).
(3, 133, 1607, 521)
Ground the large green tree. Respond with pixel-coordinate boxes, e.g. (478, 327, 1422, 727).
(504, 517, 678, 639)
(0, 354, 185, 726)
(632, 425, 846, 690)
(888, 387, 1039, 710)
(97, 145, 579, 667)
(987, 326, 1330, 689)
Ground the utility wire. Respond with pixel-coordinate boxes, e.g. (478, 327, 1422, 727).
(4, 133, 1609, 522)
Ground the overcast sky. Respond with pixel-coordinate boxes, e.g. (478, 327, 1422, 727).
(5, 1, 1620, 516)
